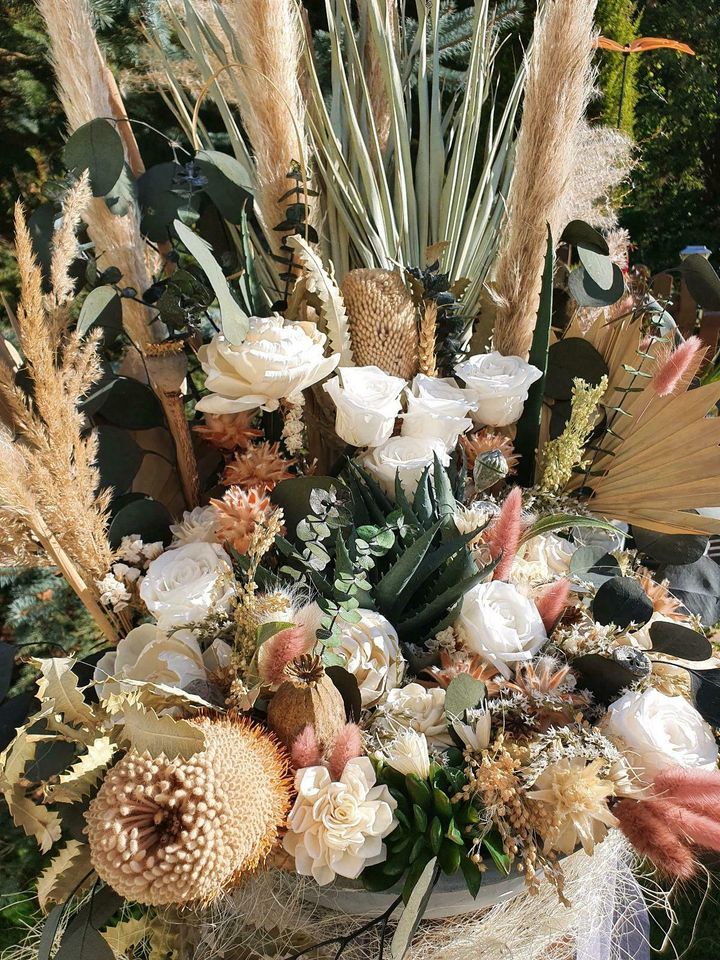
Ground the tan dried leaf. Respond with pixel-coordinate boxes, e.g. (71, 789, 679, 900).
(37, 839, 94, 912)
(287, 236, 353, 364)
(45, 736, 115, 804)
(119, 703, 206, 760)
(34, 658, 95, 726)
(4, 785, 62, 853)
(103, 917, 150, 954)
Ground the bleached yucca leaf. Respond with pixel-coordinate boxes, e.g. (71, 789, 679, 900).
(45, 736, 115, 804)
(587, 380, 720, 535)
(287, 236, 354, 364)
(37, 840, 94, 912)
(34, 658, 95, 727)
(120, 703, 206, 760)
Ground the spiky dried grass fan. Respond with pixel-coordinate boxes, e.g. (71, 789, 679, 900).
(341, 268, 419, 379)
(86, 717, 291, 905)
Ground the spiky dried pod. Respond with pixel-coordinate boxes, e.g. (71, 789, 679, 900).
(86, 716, 290, 905)
(341, 269, 419, 379)
(267, 655, 346, 752)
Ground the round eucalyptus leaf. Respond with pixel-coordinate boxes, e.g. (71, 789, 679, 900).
(592, 576, 654, 629)
(25, 740, 76, 782)
(657, 556, 720, 626)
(28, 203, 57, 280)
(271, 476, 351, 539)
(94, 376, 165, 430)
(631, 525, 708, 566)
(572, 653, 641, 703)
(63, 119, 125, 197)
(0, 692, 35, 752)
(545, 338, 609, 400)
(108, 496, 173, 548)
(568, 263, 625, 308)
(649, 621, 712, 661)
(569, 546, 621, 586)
(549, 400, 572, 439)
(689, 669, 720, 727)
(77, 286, 123, 339)
(104, 163, 136, 217)
(137, 162, 183, 241)
(95, 425, 145, 494)
(196, 149, 252, 223)
(0, 642, 15, 702)
(326, 665, 362, 723)
(680, 254, 720, 310)
(560, 220, 609, 255)
(577, 245, 614, 289)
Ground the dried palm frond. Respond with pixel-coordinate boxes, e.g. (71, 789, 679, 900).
(0, 197, 118, 641)
(492, 0, 598, 359)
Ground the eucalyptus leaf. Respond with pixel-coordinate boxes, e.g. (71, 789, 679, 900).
(572, 653, 640, 703)
(0, 641, 15, 702)
(576, 245, 614, 289)
(108, 497, 172, 548)
(444, 674, 486, 721)
(631, 526, 708, 566)
(84, 377, 165, 430)
(104, 163, 136, 217)
(326, 666, 362, 722)
(569, 546, 621, 586)
(649, 621, 712, 661)
(657, 556, 720, 626)
(95, 425, 145, 494)
(63, 119, 124, 198)
(196, 149, 253, 223)
(77, 287, 123, 340)
(567, 263, 625, 309)
(689, 669, 720, 726)
(680, 254, 720, 310)
(592, 576, 653, 629)
(137, 163, 183, 241)
(391, 857, 438, 960)
(174, 219, 249, 343)
(545, 339, 609, 400)
(560, 220, 609, 255)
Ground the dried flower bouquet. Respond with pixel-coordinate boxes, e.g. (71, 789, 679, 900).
(2, 1, 720, 959)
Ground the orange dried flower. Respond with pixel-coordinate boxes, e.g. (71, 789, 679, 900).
(419, 650, 502, 695)
(637, 569, 690, 621)
(211, 485, 274, 554)
(222, 441, 296, 491)
(460, 430, 519, 474)
(194, 412, 262, 452)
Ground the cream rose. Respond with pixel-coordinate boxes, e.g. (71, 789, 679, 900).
(139, 542, 235, 628)
(336, 610, 405, 706)
(197, 315, 339, 414)
(456, 580, 547, 678)
(454, 351, 542, 427)
(323, 365, 404, 448)
(93, 623, 207, 699)
(603, 688, 718, 785)
(169, 505, 219, 545)
(359, 436, 450, 497)
(382, 682, 452, 746)
(401, 374, 476, 451)
(512, 533, 576, 586)
(283, 757, 397, 886)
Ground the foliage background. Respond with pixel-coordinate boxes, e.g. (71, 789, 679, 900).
(0, 0, 719, 953)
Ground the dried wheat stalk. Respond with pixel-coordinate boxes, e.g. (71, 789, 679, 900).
(492, 0, 598, 359)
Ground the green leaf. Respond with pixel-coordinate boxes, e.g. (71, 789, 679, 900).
(432, 787, 453, 822)
(77, 287, 123, 340)
(374, 520, 443, 616)
(362, 862, 401, 892)
(82, 377, 165, 430)
(432, 454, 456, 520)
(560, 220, 609, 255)
(568, 263, 625, 309)
(515, 225, 554, 486)
(196, 149, 253, 223)
(326, 666, 362, 722)
(592, 576, 653, 629)
(137, 162, 183, 241)
(428, 816, 443, 855)
(63, 119, 124, 197)
(438, 838, 462, 874)
(483, 831, 511, 875)
(405, 774, 432, 811)
(256, 620, 296, 646)
(95, 425, 144, 494)
(413, 804, 428, 833)
(393, 857, 438, 958)
(412, 467, 434, 522)
(649, 621, 711, 661)
(174, 219, 249, 344)
(520, 513, 621, 545)
(460, 855, 483, 898)
(444, 674, 486, 721)
(445, 818, 464, 845)
(104, 163, 136, 217)
(680, 254, 720, 310)
(396, 567, 487, 640)
(545, 338, 609, 401)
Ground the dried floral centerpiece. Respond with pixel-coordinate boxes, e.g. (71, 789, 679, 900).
(2, 1, 720, 959)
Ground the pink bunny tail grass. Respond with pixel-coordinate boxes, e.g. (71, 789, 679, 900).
(328, 723, 364, 781)
(614, 799, 697, 879)
(291, 725, 323, 769)
(485, 487, 525, 581)
(258, 626, 311, 686)
(655, 800, 720, 853)
(535, 579, 571, 632)
(651, 336, 705, 397)
(652, 767, 720, 809)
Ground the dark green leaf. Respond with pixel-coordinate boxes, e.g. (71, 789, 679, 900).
(560, 220, 609, 255)
(657, 557, 720, 627)
(95, 425, 145, 494)
(460, 855, 483, 898)
(108, 497, 172, 548)
(137, 162, 183, 241)
(25, 739, 76, 782)
(405, 774, 432, 811)
(438, 838, 462, 874)
(592, 576, 654, 628)
(196, 149, 252, 223)
(572, 653, 639, 702)
(38, 904, 65, 960)
(569, 546, 621, 586)
(0, 642, 15, 702)
(362, 862, 400, 891)
(84, 377, 164, 430)
(649, 621, 712, 661)
(326, 666, 362, 722)
(104, 163, 136, 217)
(631, 526, 708, 566)
(568, 263, 625, 308)
(63, 120, 124, 198)
(483, 831, 511, 875)
(374, 520, 443, 615)
(680, 254, 720, 310)
(545, 339, 609, 400)
(689, 669, 720, 726)
(77, 287, 123, 340)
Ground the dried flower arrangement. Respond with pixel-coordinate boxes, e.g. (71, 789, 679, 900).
(2, 1, 720, 959)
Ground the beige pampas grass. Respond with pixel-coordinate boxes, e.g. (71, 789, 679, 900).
(560, 122, 634, 231)
(342, 268, 419, 379)
(0, 192, 118, 641)
(491, 0, 598, 359)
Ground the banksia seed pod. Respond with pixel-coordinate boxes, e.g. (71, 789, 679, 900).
(267, 654, 346, 751)
(85, 716, 290, 906)
(341, 268, 419, 379)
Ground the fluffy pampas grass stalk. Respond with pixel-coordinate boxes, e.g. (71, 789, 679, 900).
(492, 0, 598, 359)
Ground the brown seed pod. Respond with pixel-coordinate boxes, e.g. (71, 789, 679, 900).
(267, 654, 346, 751)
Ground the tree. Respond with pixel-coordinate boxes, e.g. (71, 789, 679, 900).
(595, 0, 642, 134)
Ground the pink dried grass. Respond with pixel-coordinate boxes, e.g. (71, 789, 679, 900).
(535, 579, 571, 632)
(328, 724, 363, 781)
(259, 626, 311, 686)
(614, 798, 697, 879)
(651, 336, 705, 397)
(290, 725, 323, 769)
(484, 487, 526, 581)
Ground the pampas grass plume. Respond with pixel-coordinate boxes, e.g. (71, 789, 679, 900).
(484, 487, 525, 581)
(259, 626, 311, 686)
(535, 579, 571, 632)
(651, 336, 705, 397)
(291, 725, 322, 769)
(328, 724, 363, 781)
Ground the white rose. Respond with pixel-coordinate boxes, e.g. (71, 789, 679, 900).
(169, 505, 219, 545)
(360, 436, 450, 497)
(383, 682, 452, 746)
(512, 533, 576, 586)
(456, 580, 547, 679)
(604, 688, 718, 786)
(139, 542, 235, 629)
(93, 623, 207, 699)
(197, 315, 339, 414)
(323, 365, 404, 448)
(337, 610, 405, 706)
(283, 757, 397, 886)
(454, 351, 542, 427)
(401, 374, 476, 451)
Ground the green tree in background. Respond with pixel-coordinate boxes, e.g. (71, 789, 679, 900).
(595, 0, 642, 134)
(621, 1, 720, 271)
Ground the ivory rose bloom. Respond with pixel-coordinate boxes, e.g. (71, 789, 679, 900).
(360, 436, 449, 497)
(323, 366, 404, 448)
(512, 533, 576, 586)
(93, 623, 212, 699)
(456, 580, 547, 678)
(603, 688, 718, 785)
(400, 374, 476, 450)
(382, 683, 452, 746)
(336, 610, 405, 706)
(283, 757, 397, 885)
(455, 351, 542, 427)
(197, 316, 339, 414)
(169, 505, 219, 545)
(139, 542, 235, 628)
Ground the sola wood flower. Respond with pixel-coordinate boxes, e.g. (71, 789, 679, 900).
(221, 441, 296, 491)
(86, 717, 291, 905)
(211, 486, 275, 554)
